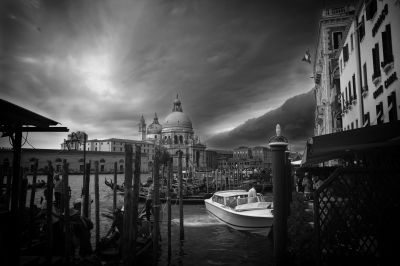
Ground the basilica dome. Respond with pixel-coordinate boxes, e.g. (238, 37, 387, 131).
(164, 112, 192, 129)
(162, 95, 193, 131)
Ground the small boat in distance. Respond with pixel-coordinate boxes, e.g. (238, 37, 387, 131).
(204, 190, 273, 234)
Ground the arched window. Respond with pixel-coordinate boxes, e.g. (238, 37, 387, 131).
(174, 135, 178, 144)
(55, 158, 62, 163)
(100, 158, 106, 163)
(179, 135, 183, 144)
(79, 158, 84, 162)
(119, 159, 124, 163)
(196, 151, 200, 167)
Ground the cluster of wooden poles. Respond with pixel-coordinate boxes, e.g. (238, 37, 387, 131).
(0, 144, 196, 265)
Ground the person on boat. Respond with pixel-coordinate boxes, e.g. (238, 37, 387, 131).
(101, 206, 124, 248)
(248, 183, 257, 203)
(145, 179, 154, 221)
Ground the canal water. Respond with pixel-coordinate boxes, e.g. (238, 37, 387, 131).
(25, 174, 273, 266)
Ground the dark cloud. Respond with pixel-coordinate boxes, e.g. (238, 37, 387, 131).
(0, 0, 331, 149)
(206, 90, 316, 152)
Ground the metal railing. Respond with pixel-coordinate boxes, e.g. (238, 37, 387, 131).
(314, 167, 400, 265)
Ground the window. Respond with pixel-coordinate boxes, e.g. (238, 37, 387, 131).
(363, 63, 368, 91)
(100, 165, 105, 172)
(95, 147, 97, 151)
(80, 165, 84, 172)
(174, 135, 178, 144)
(352, 74, 357, 100)
(120, 147, 122, 151)
(348, 81, 352, 101)
(351, 122, 354, 129)
(358, 16, 365, 41)
(366, 0, 377, 20)
(333, 32, 342, 50)
(381, 24, 393, 67)
(388, 92, 398, 122)
(343, 44, 349, 62)
(350, 33, 354, 51)
(113, 147, 115, 151)
(355, 119, 358, 128)
(340, 59, 343, 73)
(363, 112, 370, 127)
(372, 43, 381, 80)
(376, 102, 384, 124)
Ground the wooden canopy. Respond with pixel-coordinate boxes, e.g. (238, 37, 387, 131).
(0, 98, 68, 133)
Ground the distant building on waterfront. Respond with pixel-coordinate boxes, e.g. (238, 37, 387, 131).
(338, 0, 400, 129)
(216, 146, 272, 171)
(138, 95, 207, 172)
(0, 148, 151, 174)
(313, 4, 355, 136)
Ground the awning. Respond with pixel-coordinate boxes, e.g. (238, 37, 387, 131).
(301, 121, 400, 165)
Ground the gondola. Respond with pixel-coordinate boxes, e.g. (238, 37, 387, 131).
(104, 178, 125, 192)
(97, 207, 153, 262)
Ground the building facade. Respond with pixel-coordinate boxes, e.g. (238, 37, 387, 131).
(314, 5, 355, 136)
(217, 146, 271, 171)
(0, 148, 151, 174)
(141, 95, 207, 172)
(338, 0, 400, 128)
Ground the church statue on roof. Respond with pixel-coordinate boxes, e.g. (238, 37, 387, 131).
(138, 94, 206, 172)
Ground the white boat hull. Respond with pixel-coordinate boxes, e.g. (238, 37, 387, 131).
(204, 198, 273, 233)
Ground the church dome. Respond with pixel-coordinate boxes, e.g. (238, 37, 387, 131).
(162, 95, 193, 130)
(147, 113, 162, 134)
(164, 112, 192, 129)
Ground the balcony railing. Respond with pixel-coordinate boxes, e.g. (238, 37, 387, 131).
(372, 72, 381, 86)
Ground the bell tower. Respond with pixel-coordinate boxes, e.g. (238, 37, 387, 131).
(139, 114, 146, 140)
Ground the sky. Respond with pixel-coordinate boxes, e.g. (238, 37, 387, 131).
(0, 0, 349, 151)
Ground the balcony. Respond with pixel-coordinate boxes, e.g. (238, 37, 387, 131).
(372, 72, 381, 86)
(381, 60, 394, 74)
(362, 86, 369, 98)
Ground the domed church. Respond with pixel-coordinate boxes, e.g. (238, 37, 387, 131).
(139, 95, 206, 172)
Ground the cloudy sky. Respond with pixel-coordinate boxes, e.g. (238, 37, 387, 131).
(0, 0, 350, 150)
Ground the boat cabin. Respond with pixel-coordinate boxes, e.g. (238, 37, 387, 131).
(211, 190, 267, 209)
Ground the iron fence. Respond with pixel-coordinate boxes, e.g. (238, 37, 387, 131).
(314, 167, 400, 265)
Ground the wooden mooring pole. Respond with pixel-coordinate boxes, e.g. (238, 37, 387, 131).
(132, 145, 141, 264)
(28, 159, 37, 248)
(153, 147, 160, 265)
(94, 161, 100, 249)
(82, 162, 91, 219)
(113, 161, 117, 212)
(178, 150, 184, 240)
(167, 158, 172, 263)
(46, 161, 54, 264)
(62, 160, 71, 262)
(122, 144, 133, 266)
(269, 124, 289, 266)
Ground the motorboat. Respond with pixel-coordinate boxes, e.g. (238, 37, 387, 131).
(204, 190, 273, 233)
